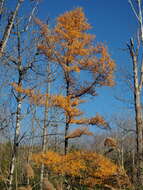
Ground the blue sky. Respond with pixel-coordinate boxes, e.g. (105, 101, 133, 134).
(7, 0, 137, 120)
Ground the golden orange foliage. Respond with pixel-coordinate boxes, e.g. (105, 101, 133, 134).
(37, 8, 115, 88)
(11, 83, 83, 118)
(65, 127, 93, 139)
(33, 151, 131, 189)
(71, 114, 109, 128)
(12, 83, 109, 130)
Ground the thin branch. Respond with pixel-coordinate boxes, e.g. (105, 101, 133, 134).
(5, 55, 18, 65)
(128, 0, 140, 21)
(24, 0, 39, 32)
(18, 131, 27, 144)
(114, 95, 134, 105)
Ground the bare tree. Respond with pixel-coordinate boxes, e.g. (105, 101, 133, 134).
(1, 11, 41, 190)
(127, 0, 143, 186)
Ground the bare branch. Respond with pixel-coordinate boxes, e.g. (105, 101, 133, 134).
(128, 0, 140, 21)
(24, 0, 39, 32)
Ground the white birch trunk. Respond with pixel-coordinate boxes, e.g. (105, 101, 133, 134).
(9, 98, 22, 190)
(8, 26, 23, 190)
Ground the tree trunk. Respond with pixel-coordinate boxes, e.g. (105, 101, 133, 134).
(8, 95, 22, 190)
(128, 0, 143, 187)
(8, 30, 23, 190)
(64, 122, 69, 155)
(0, 0, 23, 57)
(130, 42, 143, 186)
(132, 150, 137, 185)
(40, 65, 50, 190)
(64, 71, 70, 155)
(134, 87, 143, 186)
(40, 97, 49, 190)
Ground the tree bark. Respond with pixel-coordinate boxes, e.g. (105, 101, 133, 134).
(64, 71, 70, 155)
(8, 93, 22, 190)
(64, 122, 69, 155)
(128, 40, 143, 186)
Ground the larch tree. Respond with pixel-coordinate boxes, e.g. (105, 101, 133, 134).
(37, 8, 115, 154)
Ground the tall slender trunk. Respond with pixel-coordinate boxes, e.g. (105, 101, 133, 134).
(128, 1, 143, 187)
(134, 84, 143, 185)
(64, 122, 69, 155)
(8, 30, 22, 190)
(0, 0, 24, 57)
(128, 40, 143, 186)
(9, 92, 22, 190)
(26, 107, 36, 186)
(40, 65, 50, 190)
